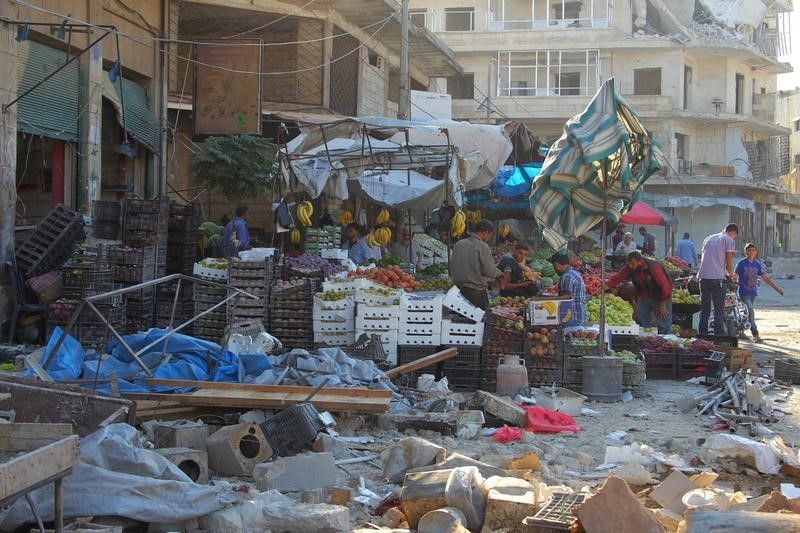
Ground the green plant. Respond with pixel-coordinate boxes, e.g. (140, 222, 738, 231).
(191, 134, 276, 201)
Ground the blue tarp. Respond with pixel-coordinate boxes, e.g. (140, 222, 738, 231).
(464, 162, 542, 213)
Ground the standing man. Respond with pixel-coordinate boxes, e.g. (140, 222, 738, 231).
(342, 222, 370, 265)
(450, 219, 500, 310)
(735, 243, 783, 342)
(614, 232, 638, 254)
(698, 223, 739, 336)
(639, 227, 656, 256)
(390, 228, 415, 263)
(605, 251, 673, 333)
(550, 252, 587, 327)
(498, 242, 541, 297)
(676, 232, 697, 268)
(223, 205, 251, 258)
(612, 223, 627, 250)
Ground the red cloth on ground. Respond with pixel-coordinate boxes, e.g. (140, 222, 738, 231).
(523, 405, 580, 433)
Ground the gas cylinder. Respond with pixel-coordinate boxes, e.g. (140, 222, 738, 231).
(496, 354, 529, 397)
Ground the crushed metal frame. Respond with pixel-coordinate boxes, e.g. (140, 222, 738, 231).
(40, 274, 259, 377)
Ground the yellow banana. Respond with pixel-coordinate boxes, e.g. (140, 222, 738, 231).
(290, 228, 301, 244)
(500, 224, 510, 238)
(376, 209, 390, 225)
(340, 210, 353, 225)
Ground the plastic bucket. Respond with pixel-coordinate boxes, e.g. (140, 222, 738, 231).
(582, 356, 623, 402)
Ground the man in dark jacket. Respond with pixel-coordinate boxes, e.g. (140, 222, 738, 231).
(605, 251, 673, 333)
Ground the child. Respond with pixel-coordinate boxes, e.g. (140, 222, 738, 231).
(734, 243, 784, 343)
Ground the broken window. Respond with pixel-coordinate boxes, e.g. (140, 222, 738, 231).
(735, 73, 745, 114)
(633, 68, 661, 96)
(445, 73, 475, 99)
(497, 50, 599, 97)
(445, 8, 474, 31)
(410, 9, 427, 29)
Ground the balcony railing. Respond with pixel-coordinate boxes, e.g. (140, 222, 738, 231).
(412, 8, 611, 32)
(488, 17, 610, 30)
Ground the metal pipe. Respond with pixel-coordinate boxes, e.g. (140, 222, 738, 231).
(398, 0, 410, 119)
(84, 300, 154, 378)
(40, 301, 86, 369)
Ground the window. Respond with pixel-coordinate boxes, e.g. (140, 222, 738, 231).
(794, 118, 800, 132)
(496, 50, 599, 97)
(367, 49, 379, 67)
(735, 73, 745, 114)
(794, 153, 800, 165)
(675, 133, 687, 161)
(445, 7, 474, 31)
(633, 68, 661, 95)
(409, 9, 427, 28)
(445, 73, 475, 99)
(683, 66, 692, 110)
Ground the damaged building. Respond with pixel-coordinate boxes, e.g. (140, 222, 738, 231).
(411, 0, 796, 254)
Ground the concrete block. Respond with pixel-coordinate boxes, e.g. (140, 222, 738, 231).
(476, 391, 527, 426)
(312, 433, 350, 458)
(207, 422, 271, 476)
(197, 507, 244, 533)
(301, 488, 327, 504)
(255, 452, 337, 492)
(147, 518, 198, 532)
(153, 420, 208, 450)
(483, 477, 537, 533)
(262, 499, 350, 533)
(329, 487, 352, 505)
(154, 447, 209, 484)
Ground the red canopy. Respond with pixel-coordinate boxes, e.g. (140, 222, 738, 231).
(619, 202, 677, 226)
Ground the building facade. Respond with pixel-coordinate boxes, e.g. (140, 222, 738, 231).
(410, 0, 797, 255)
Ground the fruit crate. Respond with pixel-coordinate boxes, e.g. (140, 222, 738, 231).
(15, 205, 85, 276)
(124, 213, 159, 232)
(93, 200, 122, 222)
(113, 264, 156, 284)
(623, 358, 646, 396)
(123, 230, 160, 248)
(562, 340, 600, 357)
(443, 366, 483, 391)
(695, 334, 738, 348)
(610, 333, 640, 352)
(484, 338, 524, 356)
(261, 403, 325, 458)
(644, 352, 678, 380)
(61, 265, 114, 299)
(524, 325, 562, 358)
(124, 196, 169, 215)
(677, 352, 708, 380)
(108, 245, 156, 266)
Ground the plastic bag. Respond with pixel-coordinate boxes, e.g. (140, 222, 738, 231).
(492, 425, 522, 443)
(523, 406, 580, 433)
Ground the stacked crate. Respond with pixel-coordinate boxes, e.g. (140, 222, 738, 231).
(270, 278, 315, 350)
(398, 293, 443, 347)
(108, 245, 156, 334)
(192, 275, 228, 343)
(15, 204, 85, 277)
(304, 226, 341, 255)
(355, 286, 403, 365)
(481, 309, 525, 392)
(122, 196, 169, 278)
(440, 286, 485, 347)
(525, 325, 563, 387)
(92, 201, 122, 240)
(314, 281, 358, 347)
(227, 259, 270, 325)
(166, 202, 200, 275)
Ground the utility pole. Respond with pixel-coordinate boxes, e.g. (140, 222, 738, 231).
(486, 59, 495, 123)
(398, 0, 410, 120)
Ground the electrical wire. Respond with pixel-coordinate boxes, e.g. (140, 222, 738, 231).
(11, 0, 392, 48)
(220, 0, 317, 39)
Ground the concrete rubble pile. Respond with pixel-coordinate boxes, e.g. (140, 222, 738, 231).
(1, 366, 800, 533)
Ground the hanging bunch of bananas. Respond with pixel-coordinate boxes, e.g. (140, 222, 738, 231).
(339, 210, 353, 225)
(466, 209, 482, 224)
(376, 208, 391, 225)
(297, 201, 314, 227)
(499, 224, 510, 238)
(451, 209, 467, 238)
(373, 227, 392, 247)
(365, 232, 380, 248)
(290, 228, 301, 244)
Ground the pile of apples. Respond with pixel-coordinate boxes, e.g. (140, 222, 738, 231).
(527, 327, 559, 357)
(567, 329, 599, 346)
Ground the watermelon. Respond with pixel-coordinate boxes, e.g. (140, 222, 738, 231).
(200, 221, 223, 239)
(206, 233, 223, 249)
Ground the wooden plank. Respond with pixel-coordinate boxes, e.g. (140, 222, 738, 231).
(384, 347, 458, 378)
(144, 379, 392, 399)
(0, 377, 136, 437)
(123, 388, 392, 413)
(0, 435, 79, 502)
(0, 423, 73, 452)
(687, 510, 800, 532)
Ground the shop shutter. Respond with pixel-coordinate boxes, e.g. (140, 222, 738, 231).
(103, 75, 161, 154)
(16, 40, 80, 141)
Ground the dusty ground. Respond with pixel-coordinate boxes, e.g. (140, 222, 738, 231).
(335, 278, 800, 525)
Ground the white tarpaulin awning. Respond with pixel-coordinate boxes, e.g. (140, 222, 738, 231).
(650, 194, 756, 212)
(357, 169, 444, 209)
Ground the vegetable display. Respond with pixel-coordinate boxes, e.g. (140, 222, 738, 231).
(287, 254, 347, 277)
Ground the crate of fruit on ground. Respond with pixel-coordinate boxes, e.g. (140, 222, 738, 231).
(563, 328, 601, 356)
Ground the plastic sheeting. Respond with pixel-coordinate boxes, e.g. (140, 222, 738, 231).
(0, 424, 236, 531)
(357, 169, 444, 209)
(650, 194, 756, 212)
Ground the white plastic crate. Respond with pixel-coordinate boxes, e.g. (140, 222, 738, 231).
(606, 324, 639, 336)
(399, 322, 440, 335)
(355, 288, 403, 307)
(441, 319, 485, 346)
(398, 332, 442, 346)
(313, 307, 355, 322)
(399, 307, 442, 325)
(322, 278, 375, 294)
(355, 315, 399, 331)
(401, 292, 445, 312)
(321, 248, 349, 260)
(357, 305, 400, 319)
(314, 331, 356, 345)
(442, 286, 485, 322)
(313, 319, 355, 333)
(193, 262, 228, 281)
(313, 295, 355, 311)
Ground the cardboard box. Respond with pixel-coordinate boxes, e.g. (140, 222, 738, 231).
(529, 297, 574, 325)
(713, 345, 753, 372)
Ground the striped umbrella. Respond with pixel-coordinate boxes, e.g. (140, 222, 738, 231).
(530, 78, 666, 250)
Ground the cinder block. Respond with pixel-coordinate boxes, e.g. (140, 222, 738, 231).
(154, 447, 209, 484)
(255, 452, 337, 492)
(207, 422, 271, 476)
(153, 420, 208, 450)
(476, 391, 527, 426)
(483, 477, 537, 533)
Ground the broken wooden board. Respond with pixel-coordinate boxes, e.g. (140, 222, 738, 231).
(0, 424, 79, 505)
(0, 376, 135, 436)
(125, 380, 393, 413)
(384, 347, 457, 378)
(0, 423, 72, 452)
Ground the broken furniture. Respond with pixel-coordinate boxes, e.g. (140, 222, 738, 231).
(0, 423, 79, 533)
